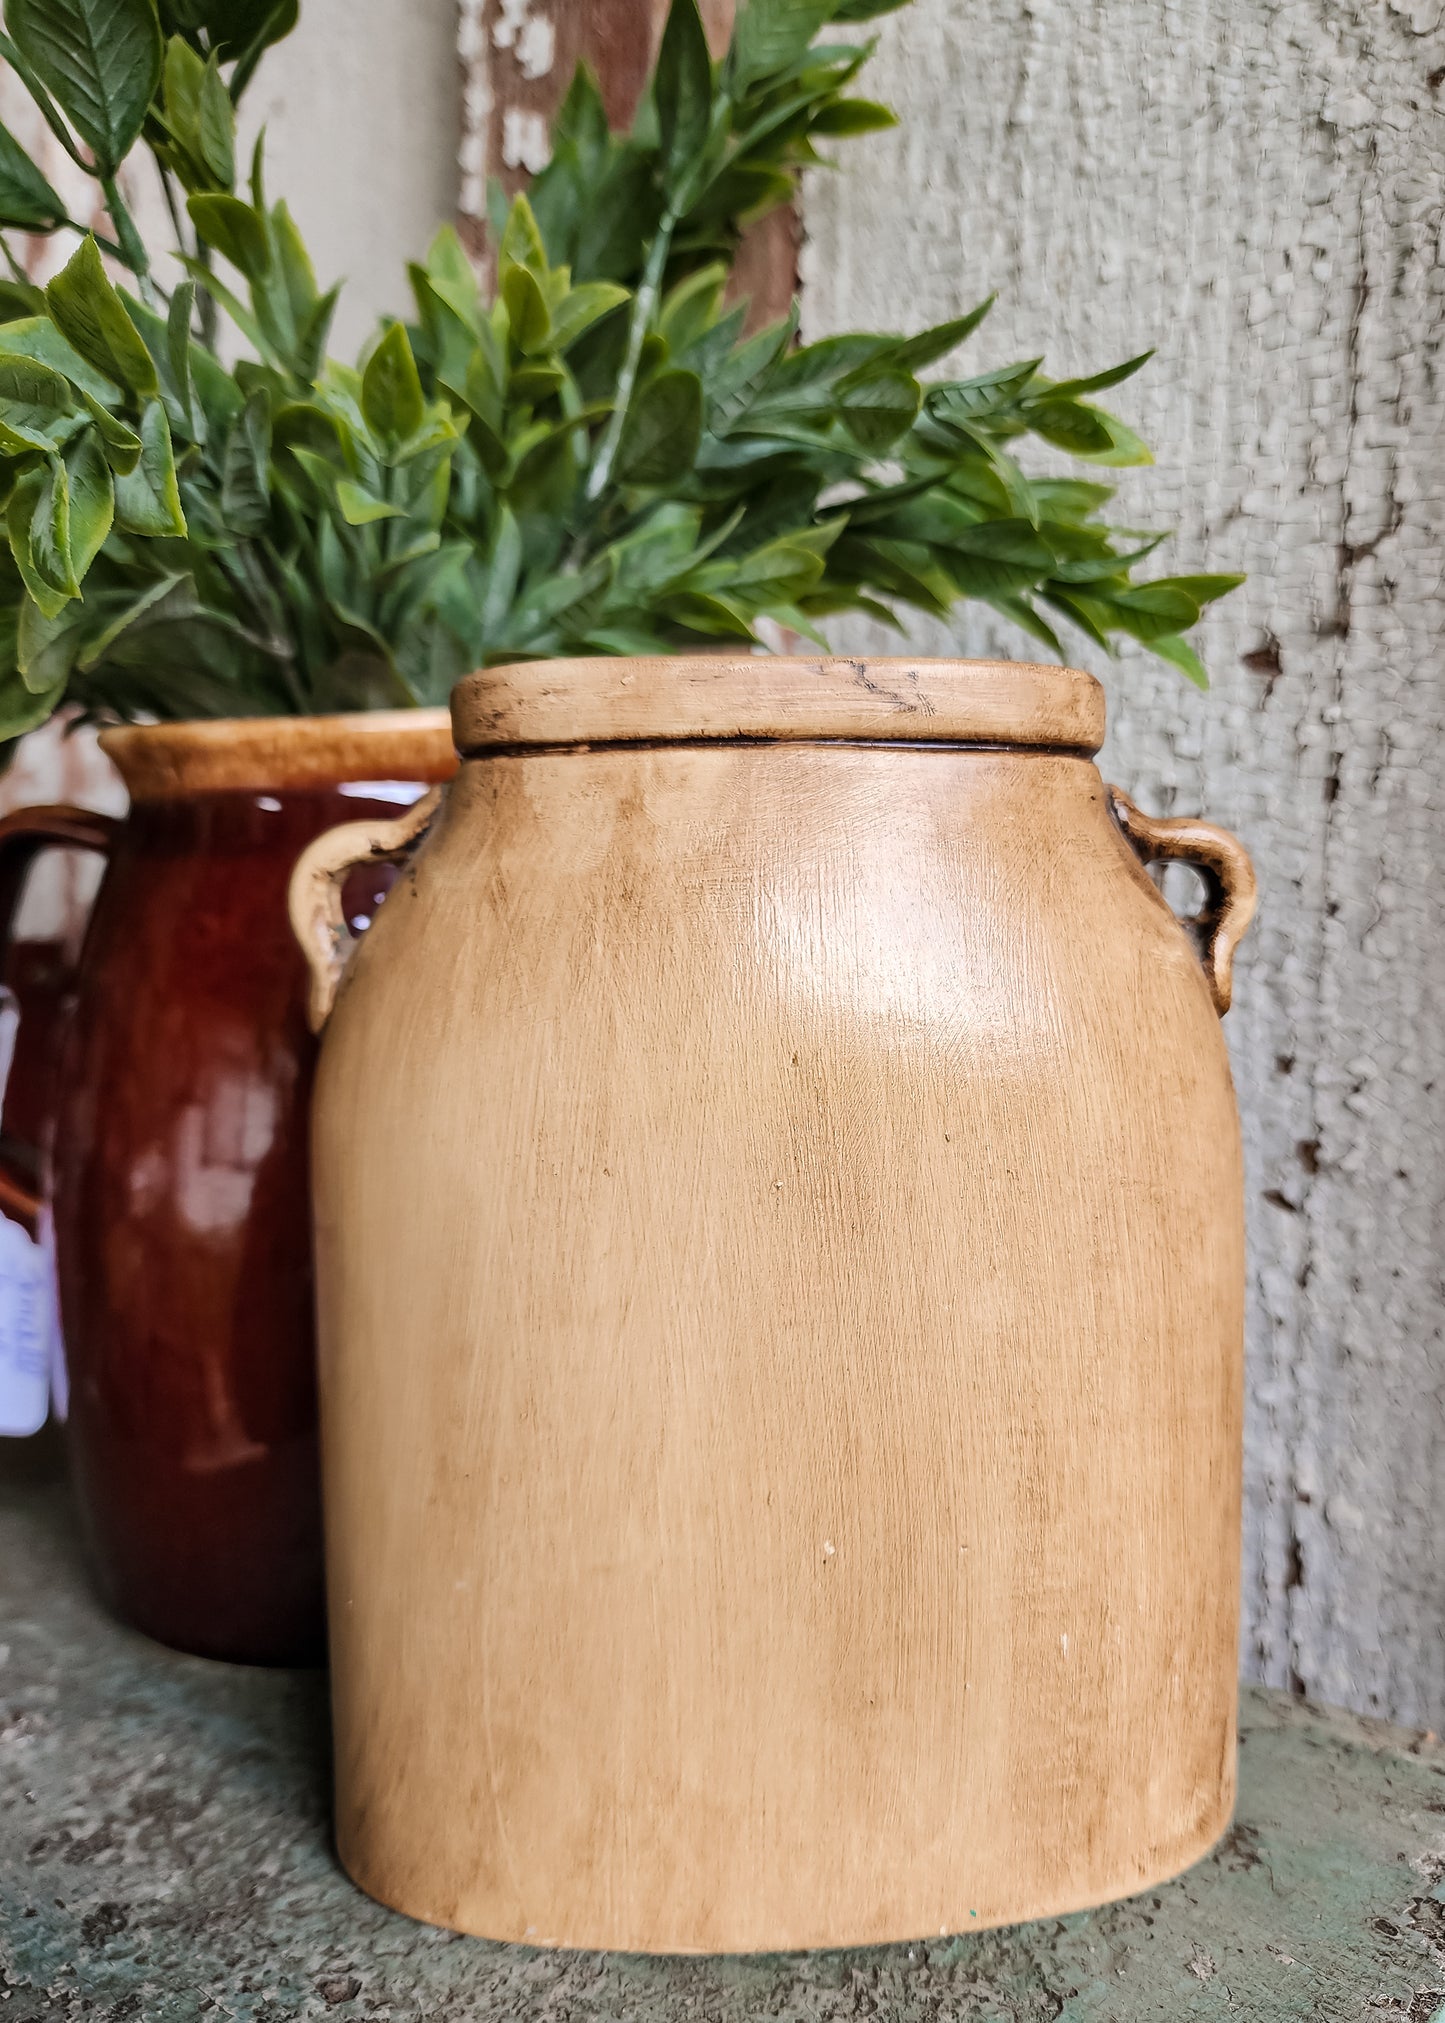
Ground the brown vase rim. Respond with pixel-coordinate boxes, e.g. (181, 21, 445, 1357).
(450, 656, 1105, 757)
(98, 709, 459, 801)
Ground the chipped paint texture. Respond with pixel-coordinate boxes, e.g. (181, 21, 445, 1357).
(801, 0, 1445, 1727)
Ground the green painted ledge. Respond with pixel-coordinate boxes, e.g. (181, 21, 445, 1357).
(1, 1446, 1442, 2022)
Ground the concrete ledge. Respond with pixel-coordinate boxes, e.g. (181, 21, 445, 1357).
(1, 1445, 1442, 2020)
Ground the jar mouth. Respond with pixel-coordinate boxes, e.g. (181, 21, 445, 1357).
(450, 656, 1104, 758)
(98, 708, 458, 801)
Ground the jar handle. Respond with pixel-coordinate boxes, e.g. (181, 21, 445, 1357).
(0, 805, 119, 1227)
(288, 787, 443, 1034)
(1108, 788, 1257, 1017)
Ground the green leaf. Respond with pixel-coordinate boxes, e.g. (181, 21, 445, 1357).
(61, 425, 112, 583)
(1025, 399, 1117, 457)
(0, 653, 65, 736)
(1081, 408, 1153, 467)
(198, 53, 235, 186)
(187, 192, 271, 278)
(834, 364, 920, 452)
(335, 478, 404, 525)
(28, 456, 75, 597)
(728, 0, 834, 96)
(6, 0, 162, 175)
(361, 322, 424, 445)
(0, 353, 75, 451)
(656, 0, 713, 199)
(926, 359, 1041, 430)
(829, 0, 909, 17)
(548, 281, 629, 353)
(75, 388, 142, 472)
(616, 368, 703, 485)
(808, 97, 895, 135)
(500, 261, 550, 354)
(16, 592, 86, 692)
(0, 118, 65, 230)
(1149, 572, 1245, 605)
(6, 470, 68, 617)
(45, 237, 157, 398)
(1039, 350, 1154, 402)
(73, 570, 190, 670)
(1149, 632, 1209, 689)
(218, 388, 270, 534)
(498, 192, 547, 278)
(113, 400, 186, 536)
(0, 315, 117, 401)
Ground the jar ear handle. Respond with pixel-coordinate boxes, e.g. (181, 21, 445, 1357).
(288, 788, 443, 1034)
(1108, 788, 1257, 1016)
(0, 805, 118, 1227)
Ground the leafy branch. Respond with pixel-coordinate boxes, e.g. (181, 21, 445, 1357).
(0, 0, 1240, 754)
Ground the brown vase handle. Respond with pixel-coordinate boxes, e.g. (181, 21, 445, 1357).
(0, 804, 120, 1226)
(288, 788, 443, 1035)
(1108, 788, 1257, 1017)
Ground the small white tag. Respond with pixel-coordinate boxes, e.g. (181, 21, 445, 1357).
(0, 1209, 59, 1437)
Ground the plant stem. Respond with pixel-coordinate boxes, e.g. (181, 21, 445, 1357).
(583, 210, 676, 505)
(100, 175, 157, 306)
(157, 160, 190, 265)
(195, 242, 218, 353)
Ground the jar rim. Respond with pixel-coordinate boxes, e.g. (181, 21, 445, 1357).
(98, 709, 457, 801)
(450, 656, 1104, 757)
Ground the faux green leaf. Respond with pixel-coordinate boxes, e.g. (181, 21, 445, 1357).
(198, 53, 235, 186)
(114, 400, 186, 537)
(188, 193, 271, 278)
(498, 192, 548, 278)
(728, 0, 834, 96)
(616, 368, 703, 485)
(28, 455, 75, 597)
(656, 0, 713, 199)
(0, 354, 74, 451)
(1148, 632, 1209, 689)
(77, 389, 142, 473)
(219, 388, 270, 534)
(0, 118, 65, 230)
(45, 238, 157, 398)
(809, 98, 896, 135)
(0, 655, 66, 735)
(62, 426, 113, 583)
(548, 282, 629, 353)
(6, 471, 67, 617)
(336, 479, 404, 525)
(835, 365, 920, 451)
(501, 262, 550, 354)
(361, 323, 424, 445)
(6, 0, 163, 176)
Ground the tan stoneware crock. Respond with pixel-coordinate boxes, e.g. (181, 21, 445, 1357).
(289, 655, 1256, 1954)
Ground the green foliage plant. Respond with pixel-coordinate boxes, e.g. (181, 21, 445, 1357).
(0, 0, 1241, 754)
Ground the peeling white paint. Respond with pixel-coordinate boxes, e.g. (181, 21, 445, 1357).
(501, 107, 551, 175)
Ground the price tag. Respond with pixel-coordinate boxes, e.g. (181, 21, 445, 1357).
(0, 1209, 59, 1437)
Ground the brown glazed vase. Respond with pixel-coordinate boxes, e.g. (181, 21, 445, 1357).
(290, 656, 1257, 1953)
(0, 710, 456, 1664)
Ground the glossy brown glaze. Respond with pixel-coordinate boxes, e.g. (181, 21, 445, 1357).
(3, 713, 455, 1665)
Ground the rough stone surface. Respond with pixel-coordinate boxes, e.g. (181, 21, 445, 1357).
(799, 0, 1445, 1731)
(2, 1452, 1445, 2019)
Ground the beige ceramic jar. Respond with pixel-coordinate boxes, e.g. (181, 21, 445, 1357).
(290, 656, 1256, 1955)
